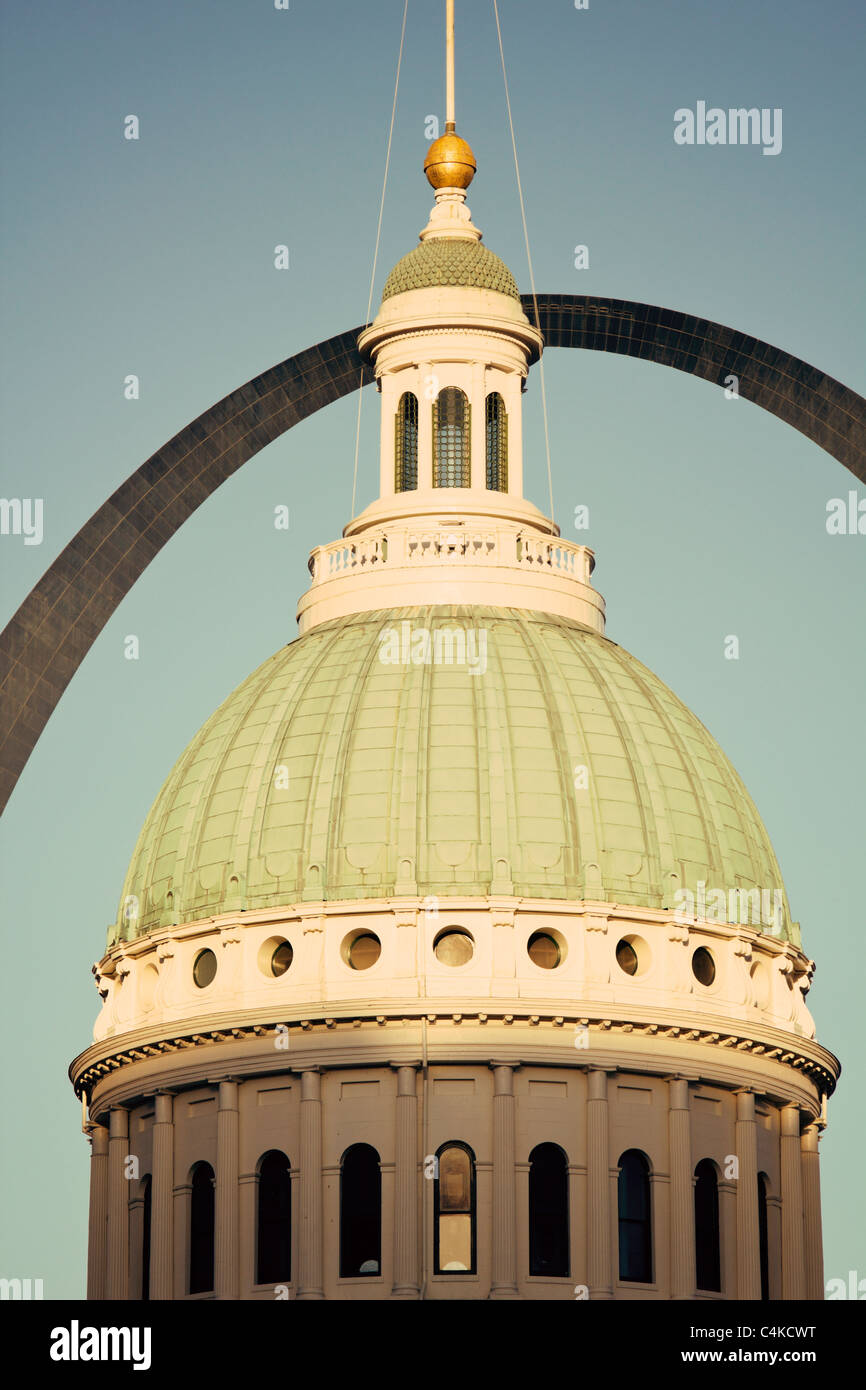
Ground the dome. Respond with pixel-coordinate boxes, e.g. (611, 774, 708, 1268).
(113, 607, 793, 945)
(381, 238, 520, 302)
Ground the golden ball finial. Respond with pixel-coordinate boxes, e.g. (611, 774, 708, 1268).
(424, 127, 476, 190)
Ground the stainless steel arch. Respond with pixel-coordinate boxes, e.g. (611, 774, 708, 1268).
(2, 297, 864, 812)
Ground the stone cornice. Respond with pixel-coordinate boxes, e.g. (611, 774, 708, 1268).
(70, 1002, 839, 1110)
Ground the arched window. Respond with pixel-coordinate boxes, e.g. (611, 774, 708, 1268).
(140, 1175, 152, 1302)
(340, 1144, 381, 1277)
(485, 392, 508, 491)
(433, 387, 470, 487)
(394, 391, 418, 492)
(618, 1149, 652, 1283)
(256, 1150, 291, 1285)
(758, 1172, 770, 1300)
(189, 1162, 215, 1295)
(694, 1159, 721, 1292)
(434, 1142, 476, 1274)
(528, 1143, 570, 1277)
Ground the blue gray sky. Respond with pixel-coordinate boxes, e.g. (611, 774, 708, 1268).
(1, 0, 863, 1297)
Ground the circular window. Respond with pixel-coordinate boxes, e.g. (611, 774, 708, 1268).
(257, 935, 295, 978)
(347, 932, 381, 971)
(433, 928, 474, 967)
(193, 948, 217, 989)
(270, 941, 293, 977)
(615, 938, 638, 976)
(692, 946, 716, 987)
(615, 934, 650, 977)
(527, 931, 562, 969)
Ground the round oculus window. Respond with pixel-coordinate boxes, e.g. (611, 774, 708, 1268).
(527, 931, 561, 969)
(434, 929, 474, 966)
(270, 941, 293, 977)
(615, 938, 639, 976)
(347, 932, 381, 970)
(193, 948, 217, 989)
(692, 946, 716, 987)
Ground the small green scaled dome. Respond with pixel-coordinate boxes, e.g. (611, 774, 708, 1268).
(381, 238, 520, 302)
(113, 608, 794, 945)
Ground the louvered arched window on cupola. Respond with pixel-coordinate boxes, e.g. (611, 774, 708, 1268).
(433, 387, 470, 487)
(485, 391, 508, 491)
(394, 391, 418, 492)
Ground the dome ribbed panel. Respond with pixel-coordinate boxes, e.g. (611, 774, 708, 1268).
(381, 239, 521, 301)
(112, 608, 794, 944)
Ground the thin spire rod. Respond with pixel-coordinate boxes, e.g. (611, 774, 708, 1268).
(492, 0, 555, 522)
(351, 0, 409, 520)
(445, 0, 455, 130)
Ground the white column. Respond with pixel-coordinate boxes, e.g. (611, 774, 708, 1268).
(800, 1123, 824, 1301)
(172, 1178, 191, 1299)
(129, 1186, 145, 1300)
(587, 1069, 613, 1299)
(150, 1092, 174, 1300)
(380, 373, 394, 497)
(668, 1077, 695, 1298)
(780, 1103, 805, 1300)
(391, 1063, 420, 1298)
(215, 1080, 239, 1299)
(418, 361, 434, 488)
(107, 1106, 130, 1300)
(490, 1062, 519, 1298)
(471, 360, 485, 490)
(735, 1090, 761, 1299)
(239, 1168, 258, 1295)
(506, 375, 523, 499)
(718, 1177, 737, 1298)
(86, 1123, 109, 1301)
(297, 1068, 324, 1299)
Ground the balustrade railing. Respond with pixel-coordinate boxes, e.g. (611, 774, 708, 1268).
(308, 528, 592, 585)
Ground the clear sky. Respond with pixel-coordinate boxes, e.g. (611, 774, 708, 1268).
(1, 0, 863, 1298)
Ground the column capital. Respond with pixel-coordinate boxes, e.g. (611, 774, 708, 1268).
(217, 1079, 239, 1111)
(297, 1068, 322, 1103)
(87, 1122, 110, 1156)
(490, 1062, 519, 1098)
(154, 1092, 174, 1124)
(108, 1105, 129, 1140)
(735, 1089, 756, 1122)
(390, 1063, 421, 1098)
(667, 1076, 690, 1109)
(587, 1068, 611, 1102)
(800, 1123, 822, 1155)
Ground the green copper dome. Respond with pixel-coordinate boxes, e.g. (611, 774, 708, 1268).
(381, 238, 520, 302)
(113, 608, 794, 945)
